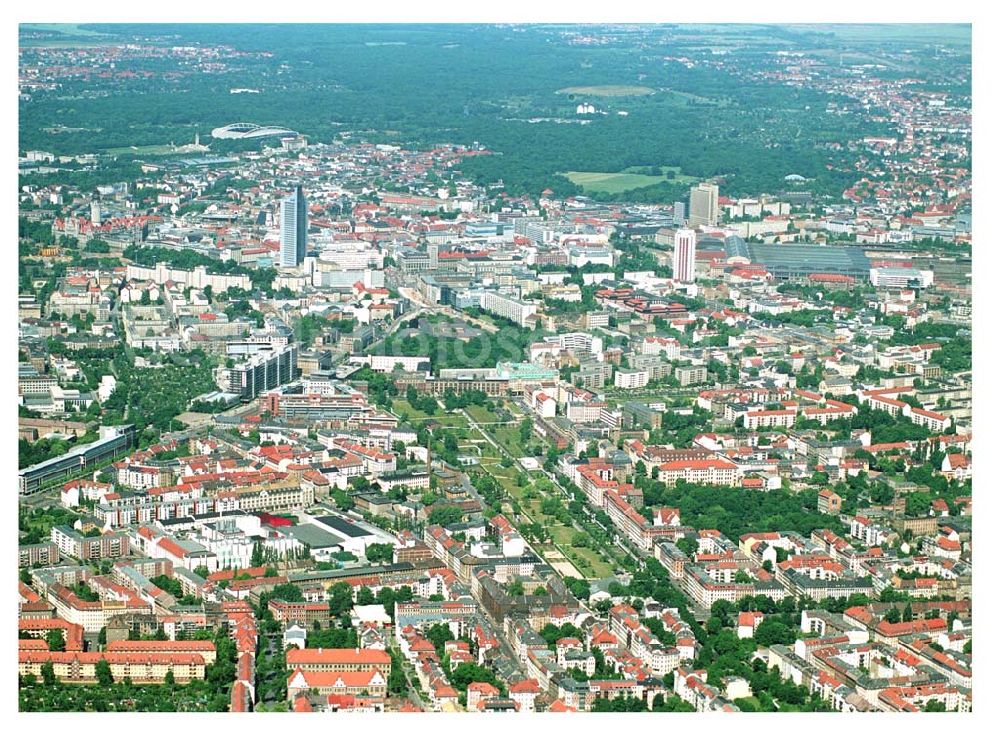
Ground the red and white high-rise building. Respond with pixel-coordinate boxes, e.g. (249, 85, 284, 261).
(673, 228, 697, 283)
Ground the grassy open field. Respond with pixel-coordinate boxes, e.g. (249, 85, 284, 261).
(22, 23, 106, 36)
(431, 415, 470, 428)
(562, 166, 695, 194)
(391, 398, 428, 421)
(562, 546, 615, 579)
(787, 23, 971, 46)
(390, 399, 469, 433)
(490, 425, 547, 459)
(20, 38, 113, 48)
(464, 404, 500, 424)
(483, 462, 521, 486)
(103, 144, 187, 156)
(556, 85, 655, 97)
(660, 90, 728, 108)
(20, 24, 113, 48)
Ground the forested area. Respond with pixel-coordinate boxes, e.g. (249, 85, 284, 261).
(20, 24, 896, 200)
(375, 315, 541, 372)
(19, 505, 78, 546)
(41, 339, 218, 444)
(639, 481, 841, 541)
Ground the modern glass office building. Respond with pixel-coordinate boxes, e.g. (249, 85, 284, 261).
(18, 425, 136, 495)
(279, 185, 307, 267)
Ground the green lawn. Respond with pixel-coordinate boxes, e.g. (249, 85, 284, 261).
(788, 23, 970, 45)
(103, 144, 187, 156)
(516, 499, 616, 578)
(547, 525, 577, 543)
(504, 482, 526, 503)
(482, 462, 619, 580)
(735, 696, 764, 711)
(390, 398, 423, 420)
(465, 404, 500, 424)
(491, 425, 546, 459)
(483, 462, 521, 486)
(429, 415, 470, 428)
(391, 399, 467, 427)
(556, 85, 655, 97)
(475, 407, 620, 580)
(478, 443, 503, 460)
(561, 546, 616, 579)
(20, 24, 112, 47)
(491, 426, 526, 458)
(22, 23, 106, 36)
(562, 166, 696, 195)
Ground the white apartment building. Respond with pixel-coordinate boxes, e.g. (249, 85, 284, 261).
(641, 336, 681, 359)
(481, 291, 537, 327)
(870, 268, 934, 289)
(742, 409, 797, 430)
(614, 369, 649, 389)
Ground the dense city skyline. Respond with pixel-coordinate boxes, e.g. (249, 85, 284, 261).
(16, 20, 975, 715)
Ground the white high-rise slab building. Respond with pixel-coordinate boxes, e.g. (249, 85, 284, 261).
(688, 182, 719, 227)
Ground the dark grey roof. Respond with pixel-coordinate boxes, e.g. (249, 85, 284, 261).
(281, 523, 344, 548)
(315, 514, 372, 538)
